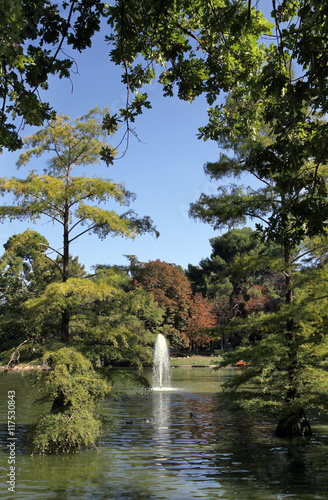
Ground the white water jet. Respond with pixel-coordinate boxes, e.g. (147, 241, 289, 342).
(152, 334, 171, 390)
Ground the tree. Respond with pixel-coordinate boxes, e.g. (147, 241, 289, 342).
(186, 228, 283, 347)
(70, 265, 166, 369)
(33, 347, 111, 453)
(219, 257, 328, 437)
(0, 109, 158, 342)
(0, 0, 106, 152)
(132, 259, 193, 347)
(0, 230, 60, 350)
(186, 293, 216, 353)
(189, 94, 328, 434)
(187, 228, 278, 298)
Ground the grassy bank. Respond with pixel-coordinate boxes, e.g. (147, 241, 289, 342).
(171, 355, 222, 366)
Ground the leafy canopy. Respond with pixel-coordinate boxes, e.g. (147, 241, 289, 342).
(0, 0, 105, 152)
(33, 347, 111, 453)
(0, 109, 158, 342)
(0, 108, 158, 268)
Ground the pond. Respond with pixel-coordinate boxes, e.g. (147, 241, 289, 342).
(1, 367, 328, 499)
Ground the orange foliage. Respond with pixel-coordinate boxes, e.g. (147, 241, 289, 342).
(186, 293, 216, 348)
(133, 260, 192, 347)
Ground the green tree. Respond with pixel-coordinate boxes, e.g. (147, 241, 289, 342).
(0, 230, 56, 349)
(187, 227, 279, 299)
(64, 265, 165, 369)
(219, 258, 328, 437)
(0, 229, 90, 362)
(0, 109, 158, 342)
(189, 101, 328, 434)
(0, 0, 105, 152)
(33, 347, 111, 453)
(187, 228, 284, 350)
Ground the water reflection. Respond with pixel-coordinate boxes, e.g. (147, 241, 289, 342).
(1, 369, 328, 499)
(152, 391, 172, 471)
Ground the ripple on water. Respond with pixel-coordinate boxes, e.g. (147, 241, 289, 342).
(2, 369, 328, 499)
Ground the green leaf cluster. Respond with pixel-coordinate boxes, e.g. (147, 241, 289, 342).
(73, 266, 165, 369)
(218, 263, 328, 417)
(0, 109, 158, 342)
(0, 1, 105, 151)
(107, 0, 272, 109)
(33, 347, 111, 453)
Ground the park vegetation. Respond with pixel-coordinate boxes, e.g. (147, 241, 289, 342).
(1, 0, 328, 448)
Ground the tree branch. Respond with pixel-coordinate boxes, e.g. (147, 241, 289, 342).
(5, 340, 28, 370)
(1, 55, 8, 129)
(69, 224, 99, 244)
(52, 1, 77, 65)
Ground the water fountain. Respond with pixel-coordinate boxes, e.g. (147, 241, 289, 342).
(152, 333, 171, 390)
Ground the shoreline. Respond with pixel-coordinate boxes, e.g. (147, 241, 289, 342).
(0, 364, 47, 372)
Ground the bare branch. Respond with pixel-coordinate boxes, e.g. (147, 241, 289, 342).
(5, 340, 28, 370)
(1, 55, 8, 129)
(69, 224, 99, 244)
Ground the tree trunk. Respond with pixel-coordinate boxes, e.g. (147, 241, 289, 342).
(275, 246, 311, 437)
(51, 389, 71, 414)
(61, 198, 70, 343)
(61, 309, 70, 343)
(275, 409, 312, 437)
(63, 199, 69, 283)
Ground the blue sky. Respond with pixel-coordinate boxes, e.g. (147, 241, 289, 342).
(0, 26, 240, 273)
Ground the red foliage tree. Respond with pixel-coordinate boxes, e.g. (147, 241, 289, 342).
(133, 260, 192, 347)
(186, 293, 216, 353)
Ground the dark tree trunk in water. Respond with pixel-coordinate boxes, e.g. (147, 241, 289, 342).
(274, 246, 312, 437)
(51, 389, 71, 413)
(275, 409, 312, 437)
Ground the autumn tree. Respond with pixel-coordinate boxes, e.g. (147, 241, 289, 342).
(186, 293, 216, 353)
(0, 109, 157, 342)
(131, 259, 193, 347)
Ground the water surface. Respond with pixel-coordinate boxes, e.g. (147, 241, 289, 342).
(1, 367, 328, 499)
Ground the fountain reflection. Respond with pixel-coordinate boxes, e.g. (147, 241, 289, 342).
(152, 390, 172, 472)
